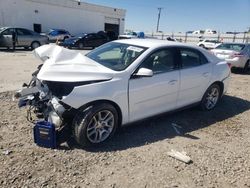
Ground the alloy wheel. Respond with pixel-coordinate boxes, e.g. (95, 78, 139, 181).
(205, 87, 220, 110)
(86, 110, 115, 143)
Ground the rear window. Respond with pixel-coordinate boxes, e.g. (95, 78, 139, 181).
(216, 43, 245, 52)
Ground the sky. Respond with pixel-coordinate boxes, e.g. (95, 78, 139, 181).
(84, 0, 250, 33)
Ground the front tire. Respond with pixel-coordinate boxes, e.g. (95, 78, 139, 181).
(200, 84, 221, 110)
(78, 42, 84, 49)
(73, 103, 118, 147)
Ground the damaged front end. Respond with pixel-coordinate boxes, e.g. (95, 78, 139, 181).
(15, 44, 115, 148)
(15, 65, 76, 131)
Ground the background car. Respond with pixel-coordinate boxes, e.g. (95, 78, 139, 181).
(17, 39, 230, 147)
(119, 31, 145, 39)
(211, 43, 250, 72)
(46, 29, 71, 42)
(197, 39, 221, 49)
(0, 27, 49, 49)
(60, 33, 108, 49)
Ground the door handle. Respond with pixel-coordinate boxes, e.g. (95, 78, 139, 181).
(168, 80, 177, 85)
(202, 72, 210, 77)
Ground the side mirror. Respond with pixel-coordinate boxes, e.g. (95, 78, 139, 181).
(134, 68, 153, 77)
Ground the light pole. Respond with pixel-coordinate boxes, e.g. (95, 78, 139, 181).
(156, 8, 163, 32)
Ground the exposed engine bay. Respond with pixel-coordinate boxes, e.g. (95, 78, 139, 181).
(15, 64, 75, 131)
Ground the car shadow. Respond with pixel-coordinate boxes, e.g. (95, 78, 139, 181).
(63, 95, 250, 152)
(231, 68, 250, 75)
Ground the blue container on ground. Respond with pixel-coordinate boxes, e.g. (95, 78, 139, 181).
(33, 121, 57, 149)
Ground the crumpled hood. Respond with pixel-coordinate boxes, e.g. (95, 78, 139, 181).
(33, 44, 115, 82)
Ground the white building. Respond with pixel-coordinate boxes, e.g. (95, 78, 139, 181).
(0, 0, 126, 35)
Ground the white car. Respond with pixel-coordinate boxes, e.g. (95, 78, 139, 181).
(197, 39, 221, 49)
(16, 40, 230, 147)
(211, 43, 250, 72)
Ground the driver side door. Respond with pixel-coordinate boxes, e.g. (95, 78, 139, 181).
(128, 48, 180, 122)
(0, 28, 15, 47)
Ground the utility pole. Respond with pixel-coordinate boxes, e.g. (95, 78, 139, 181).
(156, 8, 163, 32)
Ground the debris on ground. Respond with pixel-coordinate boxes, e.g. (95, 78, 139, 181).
(2, 150, 12, 155)
(167, 149, 192, 164)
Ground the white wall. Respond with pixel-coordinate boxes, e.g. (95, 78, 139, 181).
(0, 0, 126, 35)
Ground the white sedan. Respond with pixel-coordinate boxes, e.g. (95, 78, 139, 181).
(197, 39, 221, 49)
(16, 39, 230, 147)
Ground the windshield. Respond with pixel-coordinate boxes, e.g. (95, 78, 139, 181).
(86, 42, 147, 71)
(0, 27, 7, 33)
(216, 43, 245, 52)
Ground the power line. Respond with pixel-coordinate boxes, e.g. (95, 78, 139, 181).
(156, 7, 163, 32)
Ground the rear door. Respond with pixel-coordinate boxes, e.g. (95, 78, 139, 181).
(16, 28, 34, 47)
(177, 48, 212, 108)
(129, 48, 180, 122)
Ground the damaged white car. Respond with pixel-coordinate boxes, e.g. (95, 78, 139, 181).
(15, 39, 230, 147)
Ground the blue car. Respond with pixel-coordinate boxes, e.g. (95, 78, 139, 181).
(47, 29, 71, 42)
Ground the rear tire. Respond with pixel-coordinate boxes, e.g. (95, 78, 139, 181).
(31, 41, 40, 50)
(73, 103, 118, 147)
(200, 84, 221, 110)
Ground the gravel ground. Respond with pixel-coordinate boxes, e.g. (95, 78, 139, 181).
(0, 50, 250, 188)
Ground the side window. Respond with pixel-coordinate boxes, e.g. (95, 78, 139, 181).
(17, 29, 32, 35)
(140, 48, 176, 74)
(59, 30, 66, 34)
(88, 34, 95, 39)
(2, 28, 15, 35)
(180, 49, 208, 68)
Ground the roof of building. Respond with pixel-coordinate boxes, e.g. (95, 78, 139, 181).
(26, 0, 126, 16)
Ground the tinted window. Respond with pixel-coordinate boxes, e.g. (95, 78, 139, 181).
(58, 30, 67, 34)
(140, 48, 176, 74)
(216, 43, 245, 52)
(180, 49, 208, 68)
(17, 29, 32, 35)
(2, 28, 15, 35)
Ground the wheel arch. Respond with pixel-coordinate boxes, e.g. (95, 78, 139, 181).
(77, 99, 123, 127)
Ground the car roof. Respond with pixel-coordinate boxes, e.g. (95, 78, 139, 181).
(114, 39, 199, 49)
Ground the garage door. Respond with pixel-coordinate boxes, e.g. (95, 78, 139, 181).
(105, 17, 119, 25)
(105, 17, 120, 36)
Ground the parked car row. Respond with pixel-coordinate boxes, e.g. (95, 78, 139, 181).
(0, 27, 119, 50)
